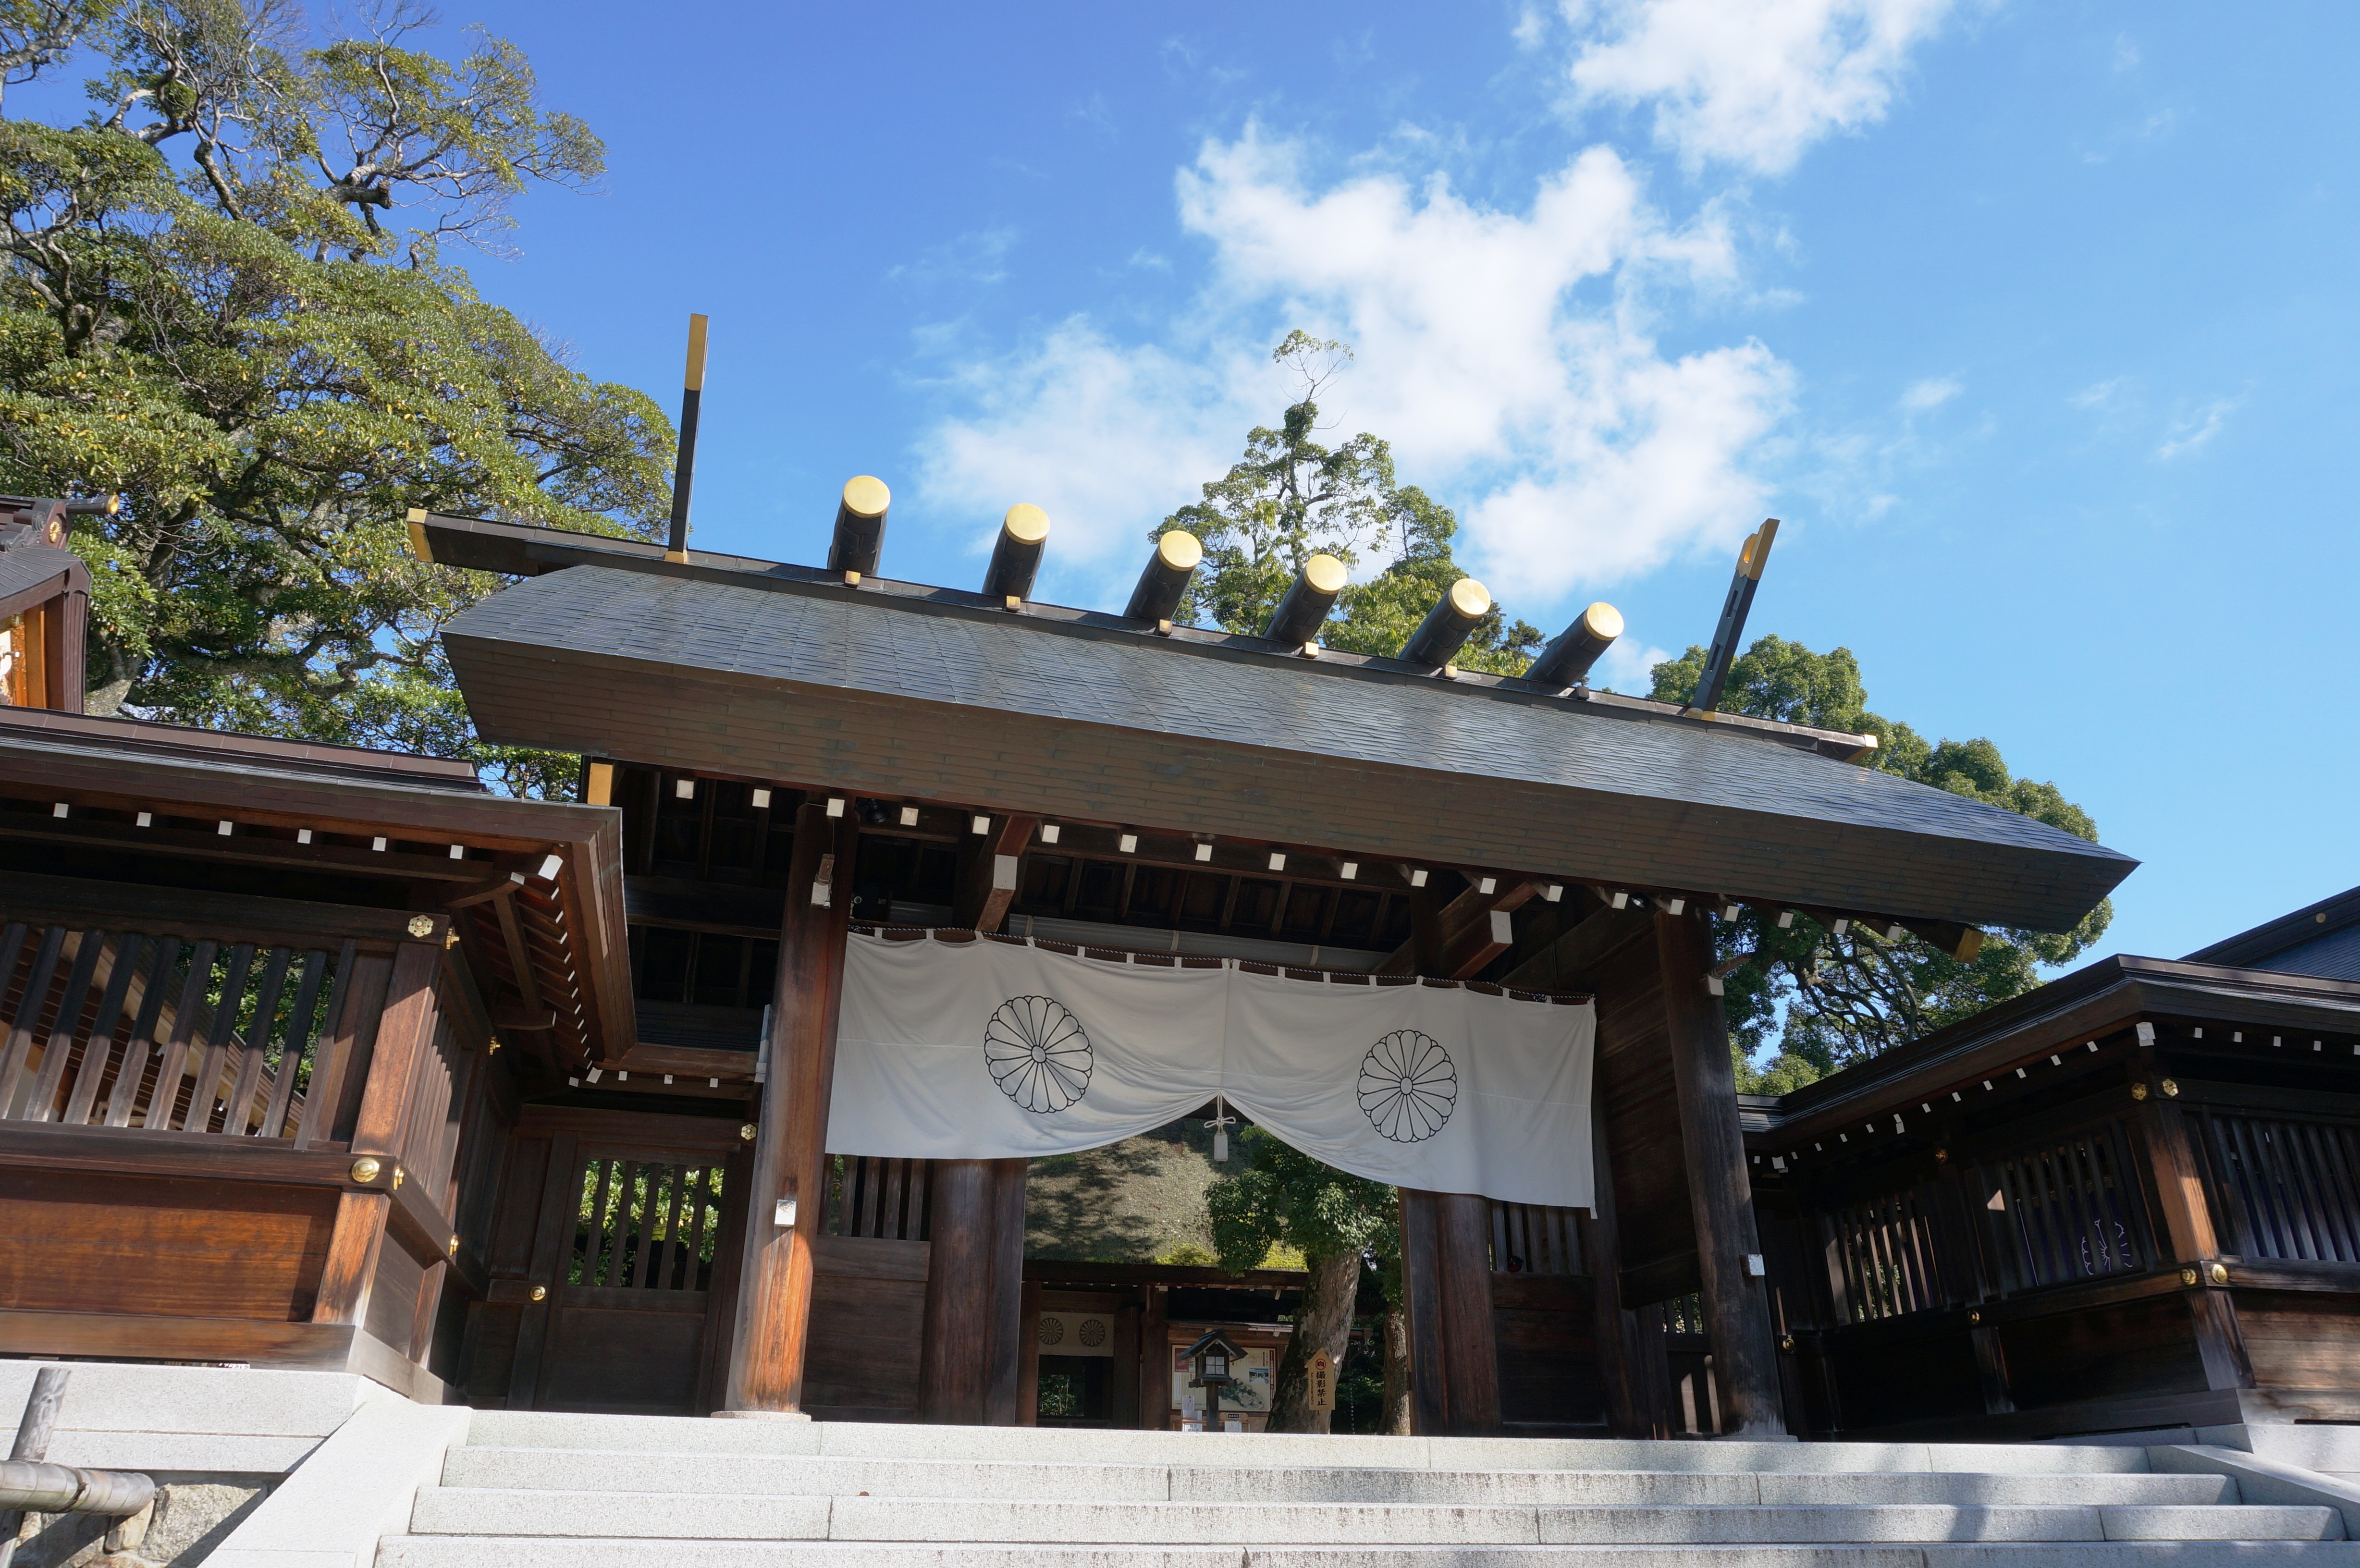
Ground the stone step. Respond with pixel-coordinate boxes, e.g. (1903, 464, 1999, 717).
(377, 1538, 2360, 1568)
(457, 1412, 2152, 1476)
(404, 1489, 2342, 1546)
(440, 1446, 2235, 1508)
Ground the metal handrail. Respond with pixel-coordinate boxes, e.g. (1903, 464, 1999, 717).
(0, 1369, 156, 1567)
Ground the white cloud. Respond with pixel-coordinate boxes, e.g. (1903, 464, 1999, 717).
(2071, 378, 2124, 409)
(2157, 398, 2237, 461)
(918, 322, 1252, 571)
(1561, 0, 1956, 175)
(1593, 636, 1677, 695)
(920, 130, 1787, 606)
(919, 3, 1962, 615)
(1898, 376, 1960, 411)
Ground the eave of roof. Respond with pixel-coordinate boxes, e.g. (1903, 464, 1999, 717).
(0, 708, 636, 1071)
(0, 539, 86, 620)
(442, 551, 2135, 933)
(2183, 883, 2360, 968)
(1746, 953, 2360, 1143)
(416, 512, 1880, 760)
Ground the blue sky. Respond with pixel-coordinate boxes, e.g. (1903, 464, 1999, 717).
(30, 0, 2360, 966)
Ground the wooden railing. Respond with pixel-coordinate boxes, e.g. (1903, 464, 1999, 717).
(0, 922, 364, 1140)
(570, 1153, 727, 1292)
(826, 1154, 932, 1241)
(1822, 1182, 1948, 1323)
(1973, 1124, 2146, 1290)
(2197, 1109, 2360, 1264)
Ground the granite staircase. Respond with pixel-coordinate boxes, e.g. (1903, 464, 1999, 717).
(374, 1412, 2360, 1567)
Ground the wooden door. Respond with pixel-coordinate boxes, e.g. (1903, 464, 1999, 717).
(503, 1127, 747, 1416)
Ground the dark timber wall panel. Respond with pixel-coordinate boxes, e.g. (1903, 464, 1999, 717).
(0, 1169, 336, 1320)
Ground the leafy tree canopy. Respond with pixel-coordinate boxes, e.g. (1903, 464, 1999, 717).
(1162, 331, 1543, 675)
(1205, 1125, 1396, 1274)
(1650, 636, 2112, 1087)
(1, 0, 670, 794)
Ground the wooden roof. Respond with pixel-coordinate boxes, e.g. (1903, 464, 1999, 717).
(431, 517, 2133, 934)
(1740, 952, 2360, 1157)
(2183, 883, 2360, 982)
(0, 709, 634, 1072)
(0, 502, 88, 621)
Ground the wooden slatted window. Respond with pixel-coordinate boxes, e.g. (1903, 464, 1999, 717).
(2198, 1111, 2360, 1264)
(1823, 1184, 1947, 1322)
(825, 1155, 932, 1241)
(570, 1157, 727, 1291)
(0, 922, 354, 1138)
(1978, 1126, 2145, 1289)
(1487, 1201, 1585, 1274)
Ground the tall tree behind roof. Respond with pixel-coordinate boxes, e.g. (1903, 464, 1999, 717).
(1159, 330, 1543, 674)
(0, 0, 669, 794)
(1652, 635, 2114, 1083)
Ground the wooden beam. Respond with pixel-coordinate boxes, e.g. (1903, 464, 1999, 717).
(0, 810, 491, 884)
(491, 891, 544, 1014)
(1499, 899, 1648, 991)
(1899, 918, 1986, 962)
(954, 814, 1039, 933)
(1655, 906, 1785, 1436)
(723, 803, 857, 1414)
(446, 870, 529, 909)
(1378, 877, 1540, 978)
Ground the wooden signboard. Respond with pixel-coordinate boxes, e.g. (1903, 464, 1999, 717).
(1306, 1348, 1336, 1412)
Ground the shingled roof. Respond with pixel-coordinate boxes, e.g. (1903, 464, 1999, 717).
(427, 514, 2135, 934)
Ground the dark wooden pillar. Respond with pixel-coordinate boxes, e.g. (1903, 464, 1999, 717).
(2133, 1037, 2253, 1395)
(1581, 1101, 1648, 1436)
(919, 1157, 1030, 1423)
(982, 1155, 1030, 1425)
(723, 803, 856, 1413)
(1016, 1278, 1043, 1426)
(1136, 1285, 1169, 1429)
(1398, 1187, 1501, 1435)
(1655, 906, 1785, 1435)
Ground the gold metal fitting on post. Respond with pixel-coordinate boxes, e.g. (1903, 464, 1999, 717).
(350, 1156, 381, 1184)
(530, 1285, 547, 1301)
(2161, 1078, 2179, 1097)
(739, 1124, 757, 1141)
(406, 915, 435, 938)
(2209, 1262, 2229, 1285)
(2180, 1267, 2200, 1286)
(1778, 1335, 1795, 1353)
(448, 1235, 460, 1257)
(2130, 1081, 2150, 1101)
(1968, 1310, 1982, 1325)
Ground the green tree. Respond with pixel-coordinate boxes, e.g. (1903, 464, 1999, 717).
(1205, 1126, 1402, 1434)
(1651, 636, 2112, 1085)
(1162, 331, 1542, 674)
(1, 0, 669, 794)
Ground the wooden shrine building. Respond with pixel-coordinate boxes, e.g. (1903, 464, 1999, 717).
(405, 495, 2126, 1435)
(0, 487, 2150, 1437)
(1744, 882, 2360, 1441)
